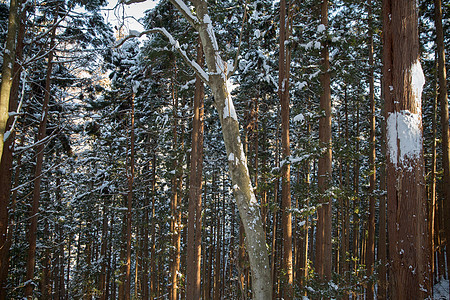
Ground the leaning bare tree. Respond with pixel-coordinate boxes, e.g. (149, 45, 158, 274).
(118, 0, 272, 299)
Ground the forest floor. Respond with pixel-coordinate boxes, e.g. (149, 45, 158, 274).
(434, 279, 449, 299)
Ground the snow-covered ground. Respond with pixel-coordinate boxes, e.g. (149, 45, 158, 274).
(434, 279, 449, 300)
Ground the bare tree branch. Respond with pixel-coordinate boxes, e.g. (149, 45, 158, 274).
(115, 28, 209, 84)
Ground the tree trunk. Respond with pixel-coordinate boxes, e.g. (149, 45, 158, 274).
(150, 153, 157, 299)
(186, 38, 204, 300)
(24, 11, 58, 297)
(0, 2, 25, 295)
(99, 198, 109, 300)
(169, 61, 181, 300)
(0, 0, 19, 164)
(434, 0, 450, 292)
(279, 0, 293, 297)
(125, 92, 135, 300)
(167, 1, 273, 298)
(316, 0, 332, 282)
(378, 83, 387, 300)
(366, 3, 376, 299)
(383, 0, 431, 297)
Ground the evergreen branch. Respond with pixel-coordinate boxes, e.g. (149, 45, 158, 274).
(168, 0, 199, 28)
(115, 28, 209, 84)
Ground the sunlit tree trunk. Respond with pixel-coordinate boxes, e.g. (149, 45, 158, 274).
(186, 38, 204, 300)
(383, 0, 431, 297)
(0, 0, 19, 164)
(279, 0, 293, 297)
(316, 0, 332, 282)
(434, 0, 450, 291)
(0, 2, 25, 296)
(366, 3, 376, 299)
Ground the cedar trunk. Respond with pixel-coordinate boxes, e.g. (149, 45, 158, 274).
(383, 0, 431, 298)
(366, 2, 376, 299)
(279, 0, 293, 297)
(186, 39, 204, 300)
(316, 0, 332, 281)
(24, 14, 58, 297)
(434, 0, 450, 292)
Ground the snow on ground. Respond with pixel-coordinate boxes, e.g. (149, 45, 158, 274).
(434, 279, 449, 300)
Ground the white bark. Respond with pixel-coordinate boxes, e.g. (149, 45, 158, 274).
(119, 0, 273, 298)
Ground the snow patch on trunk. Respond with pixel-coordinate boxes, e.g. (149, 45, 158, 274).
(387, 110, 422, 168)
(223, 79, 238, 121)
(410, 59, 425, 111)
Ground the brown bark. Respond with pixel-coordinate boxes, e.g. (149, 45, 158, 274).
(279, 0, 293, 297)
(125, 93, 135, 300)
(24, 11, 58, 297)
(41, 219, 52, 299)
(366, 3, 376, 299)
(316, 0, 332, 282)
(434, 0, 450, 291)
(0, 2, 26, 296)
(186, 38, 204, 300)
(429, 60, 438, 284)
(0, 0, 19, 164)
(150, 153, 157, 299)
(99, 198, 109, 300)
(169, 63, 181, 300)
(378, 83, 387, 300)
(383, 0, 431, 297)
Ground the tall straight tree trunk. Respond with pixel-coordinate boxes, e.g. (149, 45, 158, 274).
(378, 83, 387, 300)
(150, 153, 157, 298)
(186, 38, 204, 300)
(0, 2, 25, 295)
(429, 59, 438, 284)
(125, 92, 135, 300)
(316, 0, 332, 281)
(99, 197, 109, 300)
(24, 11, 58, 297)
(0, 0, 19, 164)
(383, 0, 431, 298)
(434, 0, 450, 291)
(279, 0, 293, 297)
(366, 3, 376, 299)
(169, 62, 181, 300)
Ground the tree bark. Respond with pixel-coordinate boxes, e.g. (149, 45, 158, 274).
(378, 82, 387, 300)
(383, 0, 431, 297)
(366, 3, 376, 299)
(279, 0, 293, 298)
(316, 0, 332, 282)
(434, 0, 450, 292)
(24, 10, 58, 297)
(0, 2, 26, 296)
(186, 38, 204, 300)
(166, 1, 273, 298)
(125, 92, 135, 300)
(0, 0, 19, 164)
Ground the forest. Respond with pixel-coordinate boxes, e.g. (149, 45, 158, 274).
(0, 0, 449, 299)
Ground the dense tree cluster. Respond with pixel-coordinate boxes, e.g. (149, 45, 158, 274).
(0, 0, 448, 299)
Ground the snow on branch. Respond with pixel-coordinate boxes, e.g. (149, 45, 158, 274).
(115, 28, 209, 84)
(168, 0, 198, 27)
(120, 0, 146, 4)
